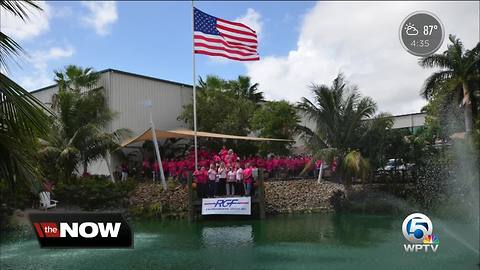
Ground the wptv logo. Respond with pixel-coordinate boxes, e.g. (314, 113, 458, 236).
(29, 213, 133, 248)
(402, 213, 439, 253)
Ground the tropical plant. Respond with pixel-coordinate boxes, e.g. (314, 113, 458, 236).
(179, 75, 258, 156)
(227, 75, 265, 105)
(419, 35, 480, 135)
(298, 73, 393, 182)
(250, 100, 300, 155)
(0, 1, 51, 187)
(38, 65, 128, 182)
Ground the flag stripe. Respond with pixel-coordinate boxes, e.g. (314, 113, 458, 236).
(194, 49, 260, 61)
(218, 31, 257, 44)
(194, 33, 257, 52)
(216, 23, 257, 38)
(217, 18, 255, 33)
(195, 42, 256, 56)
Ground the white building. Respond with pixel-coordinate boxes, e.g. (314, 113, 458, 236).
(31, 68, 427, 173)
(31, 68, 193, 175)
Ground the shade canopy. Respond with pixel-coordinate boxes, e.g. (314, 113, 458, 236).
(121, 128, 293, 147)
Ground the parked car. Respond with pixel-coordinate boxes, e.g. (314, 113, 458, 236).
(378, 159, 406, 172)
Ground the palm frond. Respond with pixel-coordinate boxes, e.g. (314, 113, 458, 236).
(0, 1, 42, 21)
(420, 71, 454, 99)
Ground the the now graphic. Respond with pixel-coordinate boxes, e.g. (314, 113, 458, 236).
(29, 213, 133, 248)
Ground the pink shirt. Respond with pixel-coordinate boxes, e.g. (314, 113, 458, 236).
(243, 167, 253, 184)
(194, 169, 208, 184)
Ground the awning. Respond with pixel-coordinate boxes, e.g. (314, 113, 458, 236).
(121, 128, 293, 147)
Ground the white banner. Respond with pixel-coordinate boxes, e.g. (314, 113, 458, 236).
(201, 197, 251, 215)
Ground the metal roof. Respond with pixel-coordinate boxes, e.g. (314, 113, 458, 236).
(29, 68, 192, 94)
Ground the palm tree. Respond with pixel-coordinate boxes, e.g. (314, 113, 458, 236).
(39, 65, 128, 181)
(228, 76, 265, 105)
(198, 75, 264, 104)
(419, 35, 480, 135)
(298, 73, 393, 182)
(0, 1, 51, 186)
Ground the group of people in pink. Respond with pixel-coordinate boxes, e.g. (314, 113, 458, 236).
(141, 146, 318, 182)
(193, 161, 255, 198)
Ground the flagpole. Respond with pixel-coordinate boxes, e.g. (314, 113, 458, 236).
(192, 0, 198, 171)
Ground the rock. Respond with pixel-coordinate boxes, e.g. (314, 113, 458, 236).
(264, 179, 345, 214)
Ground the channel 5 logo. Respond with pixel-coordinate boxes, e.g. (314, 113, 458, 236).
(402, 213, 439, 252)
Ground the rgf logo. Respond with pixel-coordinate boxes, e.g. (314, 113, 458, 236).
(33, 222, 121, 238)
(214, 199, 239, 207)
(29, 213, 132, 248)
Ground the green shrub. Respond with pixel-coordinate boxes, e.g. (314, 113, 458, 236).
(0, 178, 33, 232)
(55, 176, 138, 210)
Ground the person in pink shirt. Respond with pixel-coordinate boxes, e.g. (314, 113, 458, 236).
(142, 159, 151, 180)
(265, 158, 273, 173)
(194, 166, 208, 198)
(272, 157, 280, 178)
(243, 163, 254, 196)
(331, 157, 338, 172)
(168, 160, 177, 179)
(207, 164, 217, 198)
(286, 158, 295, 177)
(256, 157, 265, 170)
(235, 162, 244, 196)
(186, 159, 195, 172)
(219, 145, 228, 160)
(226, 165, 236, 196)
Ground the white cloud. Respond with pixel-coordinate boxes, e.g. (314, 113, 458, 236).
(246, 2, 479, 115)
(19, 46, 75, 90)
(0, 1, 50, 40)
(81, 1, 118, 36)
(235, 8, 263, 38)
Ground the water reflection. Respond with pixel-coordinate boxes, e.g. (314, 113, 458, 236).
(201, 225, 253, 248)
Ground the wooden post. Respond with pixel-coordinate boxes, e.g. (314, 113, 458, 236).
(187, 172, 194, 222)
(258, 169, 266, 219)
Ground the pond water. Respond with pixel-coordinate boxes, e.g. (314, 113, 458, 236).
(1, 213, 478, 270)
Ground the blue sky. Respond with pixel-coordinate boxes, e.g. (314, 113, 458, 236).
(2, 1, 479, 114)
(4, 1, 314, 88)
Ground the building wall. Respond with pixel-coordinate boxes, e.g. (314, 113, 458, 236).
(105, 71, 192, 135)
(31, 69, 192, 176)
(293, 112, 426, 154)
(391, 113, 426, 129)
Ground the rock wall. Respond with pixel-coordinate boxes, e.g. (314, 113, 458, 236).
(128, 179, 345, 218)
(128, 183, 188, 218)
(264, 179, 345, 214)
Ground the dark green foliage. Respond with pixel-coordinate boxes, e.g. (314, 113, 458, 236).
(38, 65, 129, 181)
(250, 100, 300, 155)
(0, 177, 33, 231)
(54, 176, 137, 210)
(420, 35, 480, 134)
(179, 75, 262, 157)
(298, 73, 393, 180)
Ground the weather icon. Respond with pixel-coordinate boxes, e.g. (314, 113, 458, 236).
(404, 23, 419, 36)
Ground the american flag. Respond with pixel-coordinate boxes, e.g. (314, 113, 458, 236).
(194, 8, 259, 61)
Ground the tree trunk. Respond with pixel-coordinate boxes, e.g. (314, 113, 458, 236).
(462, 82, 473, 135)
(83, 161, 88, 175)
